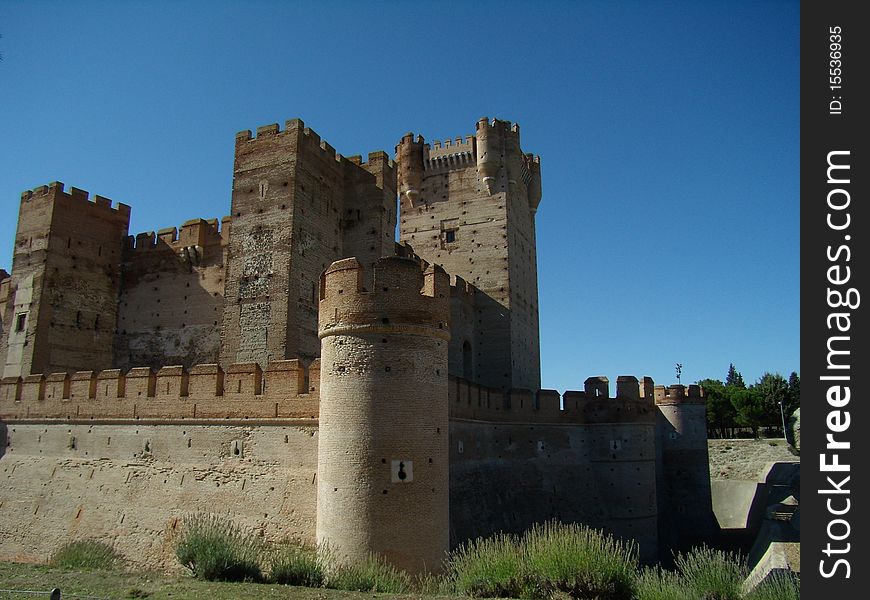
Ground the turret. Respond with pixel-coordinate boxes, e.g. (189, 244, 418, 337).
(655, 383, 716, 552)
(316, 256, 450, 574)
(475, 117, 505, 195)
(527, 154, 542, 213)
(396, 132, 425, 208)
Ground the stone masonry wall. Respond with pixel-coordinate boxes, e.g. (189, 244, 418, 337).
(0, 422, 318, 569)
(397, 120, 542, 391)
(115, 219, 229, 370)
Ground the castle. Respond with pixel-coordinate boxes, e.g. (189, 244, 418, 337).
(0, 117, 714, 573)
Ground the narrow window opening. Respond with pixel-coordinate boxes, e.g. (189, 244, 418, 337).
(15, 313, 27, 332)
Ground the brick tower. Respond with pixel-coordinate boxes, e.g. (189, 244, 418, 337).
(1, 182, 130, 377)
(396, 118, 542, 390)
(220, 119, 397, 368)
(316, 256, 450, 574)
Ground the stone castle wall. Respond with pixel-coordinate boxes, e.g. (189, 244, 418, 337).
(115, 218, 230, 371)
(0, 422, 318, 569)
(0, 365, 669, 567)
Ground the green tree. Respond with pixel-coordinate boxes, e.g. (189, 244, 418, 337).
(752, 373, 789, 434)
(725, 363, 745, 389)
(729, 386, 765, 437)
(787, 371, 800, 414)
(699, 378, 735, 438)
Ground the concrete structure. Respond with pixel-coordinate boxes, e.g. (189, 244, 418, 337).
(0, 118, 711, 573)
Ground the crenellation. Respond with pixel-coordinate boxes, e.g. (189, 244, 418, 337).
(126, 366, 157, 399)
(96, 368, 125, 400)
(157, 227, 178, 244)
(256, 123, 280, 137)
(0, 359, 328, 420)
(188, 363, 224, 399)
(45, 372, 70, 401)
(156, 365, 189, 399)
(225, 362, 263, 398)
(22, 373, 46, 402)
(69, 371, 97, 401)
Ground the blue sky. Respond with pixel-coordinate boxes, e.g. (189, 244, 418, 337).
(0, 0, 799, 391)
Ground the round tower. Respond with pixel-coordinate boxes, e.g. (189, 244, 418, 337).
(316, 256, 451, 574)
(395, 133, 425, 208)
(475, 117, 505, 194)
(654, 384, 716, 551)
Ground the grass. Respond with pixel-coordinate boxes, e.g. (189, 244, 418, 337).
(267, 543, 324, 587)
(48, 540, 122, 570)
(325, 554, 412, 593)
(445, 532, 525, 598)
(674, 546, 747, 600)
(2, 520, 797, 600)
(0, 561, 424, 600)
(745, 571, 800, 600)
(521, 522, 637, 600)
(174, 513, 263, 582)
(444, 522, 638, 600)
(634, 568, 695, 600)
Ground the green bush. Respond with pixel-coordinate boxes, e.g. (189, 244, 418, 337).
(325, 553, 411, 593)
(445, 522, 637, 599)
(445, 533, 525, 597)
(49, 540, 121, 570)
(634, 567, 695, 600)
(174, 513, 262, 582)
(521, 522, 637, 600)
(268, 543, 324, 586)
(745, 571, 800, 600)
(674, 545, 746, 600)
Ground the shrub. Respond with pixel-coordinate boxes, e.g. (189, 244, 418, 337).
(675, 546, 746, 600)
(745, 571, 800, 600)
(268, 543, 324, 587)
(325, 553, 412, 593)
(49, 540, 121, 570)
(174, 513, 262, 582)
(634, 568, 695, 600)
(445, 533, 525, 597)
(520, 522, 637, 600)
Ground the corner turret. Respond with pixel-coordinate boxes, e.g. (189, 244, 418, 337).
(396, 133, 426, 208)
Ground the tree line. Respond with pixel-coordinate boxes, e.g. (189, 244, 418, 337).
(698, 364, 799, 439)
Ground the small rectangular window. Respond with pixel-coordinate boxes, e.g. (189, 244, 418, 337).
(15, 313, 27, 332)
(445, 229, 456, 243)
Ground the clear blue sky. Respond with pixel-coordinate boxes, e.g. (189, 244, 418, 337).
(0, 1, 799, 392)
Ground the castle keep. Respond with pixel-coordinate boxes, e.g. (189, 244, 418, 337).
(0, 118, 713, 572)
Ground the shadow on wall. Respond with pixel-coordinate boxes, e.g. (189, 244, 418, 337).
(710, 461, 801, 558)
(115, 230, 225, 371)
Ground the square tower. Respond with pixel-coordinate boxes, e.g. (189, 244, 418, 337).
(220, 119, 397, 368)
(396, 118, 542, 390)
(1, 183, 130, 377)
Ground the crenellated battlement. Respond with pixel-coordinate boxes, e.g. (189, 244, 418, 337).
(450, 274, 477, 297)
(20, 181, 131, 220)
(318, 256, 451, 340)
(428, 135, 475, 158)
(424, 151, 475, 173)
(449, 374, 657, 425)
(125, 217, 228, 252)
(0, 359, 321, 421)
(654, 384, 705, 405)
(236, 118, 395, 172)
